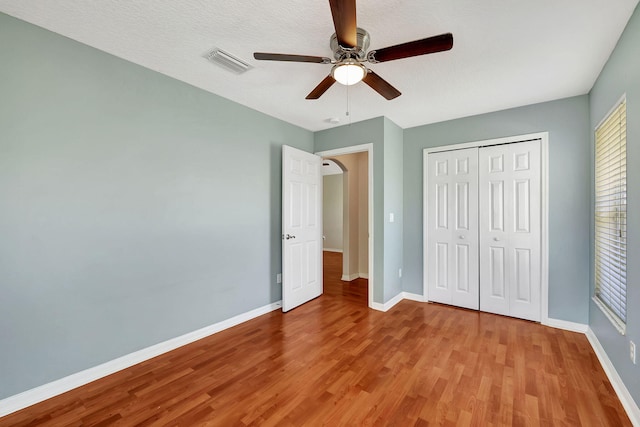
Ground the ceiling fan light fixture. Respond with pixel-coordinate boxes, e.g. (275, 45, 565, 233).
(331, 61, 366, 86)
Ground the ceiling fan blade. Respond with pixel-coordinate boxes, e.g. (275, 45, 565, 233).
(254, 52, 331, 63)
(368, 33, 453, 63)
(306, 75, 337, 99)
(329, 0, 357, 48)
(362, 71, 401, 100)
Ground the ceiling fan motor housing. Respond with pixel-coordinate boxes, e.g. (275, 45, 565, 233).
(330, 27, 370, 61)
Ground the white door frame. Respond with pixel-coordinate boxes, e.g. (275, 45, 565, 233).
(423, 132, 550, 323)
(316, 143, 374, 309)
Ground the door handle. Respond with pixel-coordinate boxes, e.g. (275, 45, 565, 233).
(284, 234, 296, 240)
(493, 237, 500, 241)
(458, 235, 465, 239)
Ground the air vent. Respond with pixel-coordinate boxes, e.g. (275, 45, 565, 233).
(203, 48, 252, 74)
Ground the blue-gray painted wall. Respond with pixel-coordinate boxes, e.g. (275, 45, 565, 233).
(314, 117, 405, 305)
(0, 13, 313, 399)
(383, 118, 404, 302)
(589, 2, 640, 405)
(314, 118, 386, 303)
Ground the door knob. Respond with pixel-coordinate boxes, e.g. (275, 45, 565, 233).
(285, 234, 296, 240)
(458, 235, 465, 239)
(493, 237, 500, 241)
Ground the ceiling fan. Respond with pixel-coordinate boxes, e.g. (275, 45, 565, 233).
(253, 0, 453, 100)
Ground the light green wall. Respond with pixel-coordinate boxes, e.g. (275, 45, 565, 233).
(589, 3, 640, 406)
(0, 13, 313, 399)
(383, 118, 404, 301)
(315, 118, 404, 304)
(314, 118, 385, 302)
(403, 95, 591, 323)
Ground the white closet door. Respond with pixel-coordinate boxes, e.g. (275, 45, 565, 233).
(479, 140, 541, 321)
(427, 148, 479, 309)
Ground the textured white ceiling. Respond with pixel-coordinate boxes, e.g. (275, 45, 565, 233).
(1, 0, 638, 131)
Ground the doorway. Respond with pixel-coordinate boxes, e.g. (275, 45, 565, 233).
(317, 144, 374, 308)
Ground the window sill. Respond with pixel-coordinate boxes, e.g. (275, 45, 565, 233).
(592, 296, 626, 335)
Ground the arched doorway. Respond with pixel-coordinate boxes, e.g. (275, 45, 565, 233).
(322, 153, 369, 288)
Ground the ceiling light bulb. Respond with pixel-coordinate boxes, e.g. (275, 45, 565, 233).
(332, 61, 366, 86)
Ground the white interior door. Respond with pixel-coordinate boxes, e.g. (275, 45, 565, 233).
(427, 148, 479, 310)
(282, 145, 323, 312)
(479, 140, 541, 321)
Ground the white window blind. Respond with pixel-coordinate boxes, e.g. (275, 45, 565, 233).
(594, 98, 627, 330)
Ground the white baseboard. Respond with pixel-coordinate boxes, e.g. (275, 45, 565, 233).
(0, 301, 283, 418)
(586, 328, 640, 425)
(341, 273, 360, 281)
(542, 317, 588, 333)
(402, 292, 427, 303)
(323, 248, 343, 253)
(370, 292, 405, 312)
(370, 302, 384, 311)
(359, 273, 369, 279)
(370, 292, 425, 312)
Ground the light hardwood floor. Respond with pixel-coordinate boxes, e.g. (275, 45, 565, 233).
(0, 252, 630, 426)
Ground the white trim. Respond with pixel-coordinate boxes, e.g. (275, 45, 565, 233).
(540, 137, 550, 323)
(595, 93, 627, 131)
(322, 248, 343, 253)
(370, 302, 386, 311)
(592, 296, 626, 335)
(542, 318, 588, 333)
(424, 132, 547, 154)
(423, 149, 430, 302)
(593, 97, 628, 334)
(586, 327, 640, 425)
(423, 132, 549, 323)
(402, 292, 427, 303)
(370, 292, 426, 312)
(316, 143, 374, 309)
(341, 273, 361, 281)
(0, 301, 282, 418)
(359, 273, 369, 279)
(370, 292, 404, 312)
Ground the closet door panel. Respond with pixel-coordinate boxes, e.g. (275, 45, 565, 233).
(479, 140, 541, 321)
(427, 154, 452, 304)
(427, 148, 479, 309)
(508, 142, 541, 321)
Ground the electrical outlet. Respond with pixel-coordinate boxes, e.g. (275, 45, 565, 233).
(398, 268, 402, 278)
(276, 273, 282, 284)
(631, 341, 636, 364)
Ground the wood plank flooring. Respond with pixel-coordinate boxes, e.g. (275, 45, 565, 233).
(1, 252, 630, 426)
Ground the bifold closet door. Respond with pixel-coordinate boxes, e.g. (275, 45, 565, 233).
(479, 140, 541, 321)
(426, 148, 479, 310)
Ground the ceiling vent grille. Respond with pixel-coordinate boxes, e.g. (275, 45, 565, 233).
(203, 48, 252, 74)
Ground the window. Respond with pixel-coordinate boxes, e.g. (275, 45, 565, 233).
(594, 97, 627, 334)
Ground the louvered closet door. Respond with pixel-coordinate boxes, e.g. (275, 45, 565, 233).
(427, 148, 479, 310)
(479, 140, 541, 321)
